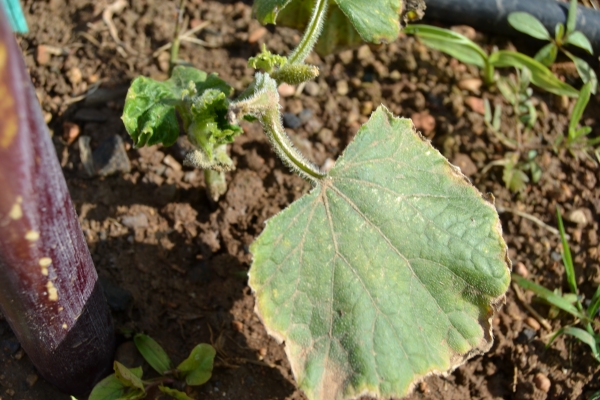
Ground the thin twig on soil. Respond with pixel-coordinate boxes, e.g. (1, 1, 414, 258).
(152, 21, 213, 58)
(496, 206, 568, 239)
(512, 282, 553, 331)
(102, 0, 136, 56)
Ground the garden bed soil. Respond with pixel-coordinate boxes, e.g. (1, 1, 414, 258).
(1, 0, 599, 399)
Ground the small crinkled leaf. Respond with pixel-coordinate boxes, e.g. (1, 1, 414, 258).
(187, 89, 243, 159)
(134, 333, 172, 375)
(250, 106, 510, 400)
(159, 386, 194, 400)
(122, 66, 233, 148)
(177, 344, 216, 386)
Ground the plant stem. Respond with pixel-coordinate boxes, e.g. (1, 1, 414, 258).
(231, 74, 326, 183)
(204, 169, 227, 203)
(288, 0, 328, 64)
(260, 106, 326, 183)
(483, 61, 495, 86)
(169, 0, 187, 75)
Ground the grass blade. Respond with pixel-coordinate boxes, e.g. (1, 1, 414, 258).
(551, 326, 600, 360)
(512, 274, 585, 319)
(556, 207, 578, 295)
(404, 24, 488, 68)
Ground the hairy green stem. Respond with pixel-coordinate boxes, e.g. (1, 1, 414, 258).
(260, 107, 326, 183)
(231, 73, 326, 183)
(288, 0, 328, 64)
(169, 0, 187, 75)
(204, 169, 228, 203)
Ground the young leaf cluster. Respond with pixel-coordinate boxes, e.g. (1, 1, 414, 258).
(507, 0, 597, 93)
(89, 334, 216, 400)
(513, 208, 600, 362)
(122, 66, 242, 172)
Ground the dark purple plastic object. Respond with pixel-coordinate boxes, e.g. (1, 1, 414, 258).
(0, 7, 115, 397)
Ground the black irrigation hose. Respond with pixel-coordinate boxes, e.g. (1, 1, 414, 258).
(423, 0, 600, 54)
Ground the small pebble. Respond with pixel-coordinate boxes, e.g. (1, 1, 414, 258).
(298, 109, 313, 124)
(514, 262, 529, 278)
(26, 373, 38, 387)
(62, 122, 80, 145)
(418, 381, 429, 394)
(283, 112, 302, 129)
(66, 67, 83, 86)
(120, 213, 149, 229)
(338, 49, 354, 65)
(566, 208, 589, 226)
(451, 153, 477, 177)
(361, 101, 373, 116)
(93, 135, 131, 176)
(336, 80, 349, 96)
(525, 316, 541, 330)
(304, 81, 320, 96)
(411, 112, 436, 134)
(516, 327, 537, 343)
(465, 96, 485, 115)
(231, 321, 243, 332)
(457, 78, 482, 94)
(248, 27, 267, 43)
(356, 45, 373, 61)
(36, 45, 51, 65)
(163, 154, 182, 171)
(278, 83, 295, 97)
(533, 373, 551, 393)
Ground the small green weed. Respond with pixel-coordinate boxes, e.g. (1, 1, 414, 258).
(88, 334, 216, 400)
(507, 0, 597, 93)
(512, 208, 600, 363)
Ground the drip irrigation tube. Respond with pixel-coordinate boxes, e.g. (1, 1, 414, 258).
(423, 0, 600, 54)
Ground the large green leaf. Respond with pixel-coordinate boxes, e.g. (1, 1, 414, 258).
(254, 0, 404, 53)
(249, 106, 510, 400)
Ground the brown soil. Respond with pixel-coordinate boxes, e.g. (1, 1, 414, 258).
(1, 0, 600, 399)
